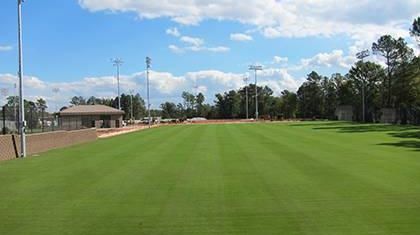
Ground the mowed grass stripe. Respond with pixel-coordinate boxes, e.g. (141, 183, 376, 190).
(0, 126, 192, 234)
(247, 123, 420, 233)
(228, 124, 369, 234)
(0, 122, 420, 234)
(219, 124, 307, 234)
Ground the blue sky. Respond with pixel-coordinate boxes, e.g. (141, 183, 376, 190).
(0, 0, 419, 110)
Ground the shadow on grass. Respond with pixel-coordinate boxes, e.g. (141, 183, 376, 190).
(313, 124, 417, 133)
(389, 131, 420, 139)
(379, 141, 420, 151)
(289, 121, 351, 127)
(290, 121, 420, 151)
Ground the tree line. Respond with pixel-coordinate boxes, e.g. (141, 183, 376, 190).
(66, 94, 147, 120)
(3, 18, 419, 125)
(2, 96, 50, 131)
(158, 18, 420, 124)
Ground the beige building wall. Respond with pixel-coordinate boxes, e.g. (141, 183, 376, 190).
(60, 115, 123, 130)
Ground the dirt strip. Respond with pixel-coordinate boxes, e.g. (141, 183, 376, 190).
(97, 125, 161, 139)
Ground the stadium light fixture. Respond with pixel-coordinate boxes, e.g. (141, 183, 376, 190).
(129, 89, 134, 121)
(249, 65, 263, 121)
(146, 57, 152, 128)
(356, 49, 370, 123)
(111, 58, 124, 110)
(243, 76, 249, 119)
(52, 87, 60, 111)
(52, 87, 60, 129)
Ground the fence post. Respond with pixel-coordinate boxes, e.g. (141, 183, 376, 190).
(30, 107, 33, 133)
(41, 108, 45, 132)
(2, 105, 6, 135)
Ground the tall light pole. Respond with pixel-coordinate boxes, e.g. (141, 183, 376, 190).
(356, 49, 370, 123)
(52, 88, 60, 112)
(243, 76, 249, 119)
(129, 89, 134, 121)
(111, 58, 123, 110)
(146, 57, 152, 128)
(52, 87, 60, 129)
(18, 0, 26, 157)
(249, 65, 263, 121)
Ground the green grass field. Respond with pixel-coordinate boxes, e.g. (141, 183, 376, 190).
(1, 122, 420, 234)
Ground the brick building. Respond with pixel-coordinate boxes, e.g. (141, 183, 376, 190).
(59, 105, 124, 130)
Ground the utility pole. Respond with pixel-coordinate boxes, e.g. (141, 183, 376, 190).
(356, 49, 370, 123)
(111, 58, 123, 110)
(52, 88, 60, 112)
(129, 89, 134, 121)
(52, 87, 60, 130)
(249, 65, 263, 121)
(193, 84, 199, 116)
(146, 57, 152, 128)
(18, 0, 26, 157)
(243, 76, 249, 119)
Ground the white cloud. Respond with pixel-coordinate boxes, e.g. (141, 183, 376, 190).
(207, 46, 230, 52)
(300, 50, 356, 69)
(180, 36, 204, 47)
(0, 45, 13, 52)
(169, 35, 229, 53)
(186, 70, 244, 89)
(147, 71, 187, 94)
(262, 27, 283, 38)
(1, 66, 305, 110)
(230, 33, 253, 41)
(273, 56, 289, 64)
(168, 44, 184, 54)
(259, 68, 304, 95)
(166, 27, 181, 37)
(78, 0, 419, 41)
(0, 73, 46, 89)
(194, 85, 208, 94)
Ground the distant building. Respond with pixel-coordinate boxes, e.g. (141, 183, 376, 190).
(58, 105, 124, 130)
(380, 108, 397, 124)
(335, 105, 353, 121)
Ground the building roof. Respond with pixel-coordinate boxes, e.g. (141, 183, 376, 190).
(59, 105, 125, 116)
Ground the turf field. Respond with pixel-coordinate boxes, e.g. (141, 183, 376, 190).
(1, 122, 420, 234)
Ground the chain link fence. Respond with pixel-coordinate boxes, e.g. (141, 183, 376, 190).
(1, 104, 62, 135)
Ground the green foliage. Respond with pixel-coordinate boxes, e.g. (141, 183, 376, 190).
(70, 96, 86, 106)
(160, 102, 178, 119)
(410, 17, 420, 46)
(297, 71, 325, 118)
(68, 94, 146, 120)
(348, 61, 385, 121)
(372, 35, 414, 107)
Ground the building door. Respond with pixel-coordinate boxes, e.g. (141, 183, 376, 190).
(100, 115, 111, 128)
